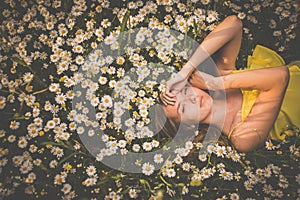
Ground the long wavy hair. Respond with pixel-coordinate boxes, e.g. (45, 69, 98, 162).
(153, 103, 215, 143)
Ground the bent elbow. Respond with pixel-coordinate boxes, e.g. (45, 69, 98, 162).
(231, 142, 254, 153)
(230, 134, 258, 153)
(274, 66, 290, 90)
(281, 66, 290, 88)
(232, 145, 253, 153)
(226, 15, 243, 31)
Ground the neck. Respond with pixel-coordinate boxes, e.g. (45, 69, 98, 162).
(203, 89, 242, 133)
(208, 99, 227, 129)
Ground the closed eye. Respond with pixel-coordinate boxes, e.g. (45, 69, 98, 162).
(181, 87, 188, 113)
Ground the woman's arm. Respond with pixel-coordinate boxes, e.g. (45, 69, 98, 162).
(220, 66, 289, 92)
(225, 66, 290, 152)
(162, 15, 243, 105)
(189, 66, 289, 92)
(181, 15, 243, 78)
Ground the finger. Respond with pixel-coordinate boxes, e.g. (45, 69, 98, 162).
(161, 92, 176, 106)
(161, 97, 169, 106)
(163, 96, 176, 106)
(164, 93, 177, 103)
(165, 90, 176, 98)
(160, 93, 167, 106)
(160, 93, 169, 106)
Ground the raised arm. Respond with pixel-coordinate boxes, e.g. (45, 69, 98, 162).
(221, 66, 289, 92)
(162, 15, 243, 105)
(190, 66, 289, 93)
(181, 15, 243, 77)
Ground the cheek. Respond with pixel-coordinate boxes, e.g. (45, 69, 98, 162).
(183, 105, 200, 122)
(163, 105, 179, 120)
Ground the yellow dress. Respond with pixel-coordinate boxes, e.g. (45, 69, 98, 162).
(229, 45, 300, 141)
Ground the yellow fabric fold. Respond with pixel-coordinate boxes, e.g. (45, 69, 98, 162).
(232, 45, 286, 122)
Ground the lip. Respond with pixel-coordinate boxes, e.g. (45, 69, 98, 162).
(200, 96, 204, 107)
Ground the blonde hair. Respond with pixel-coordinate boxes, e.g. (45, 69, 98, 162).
(154, 104, 209, 142)
(154, 103, 230, 147)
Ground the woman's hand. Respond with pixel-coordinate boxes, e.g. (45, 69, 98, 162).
(160, 72, 185, 106)
(166, 70, 188, 93)
(189, 70, 222, 91)
(161, 69, 191, 106)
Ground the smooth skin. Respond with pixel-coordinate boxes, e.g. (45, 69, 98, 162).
(161, 15, 289, 152)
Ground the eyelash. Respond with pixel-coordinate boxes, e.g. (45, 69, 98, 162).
(181, 88, 188, 113)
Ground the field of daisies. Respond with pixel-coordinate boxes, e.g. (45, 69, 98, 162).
(0, 0, 299, 199)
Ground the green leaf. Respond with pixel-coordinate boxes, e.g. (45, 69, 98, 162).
(10, 56, 28, 66)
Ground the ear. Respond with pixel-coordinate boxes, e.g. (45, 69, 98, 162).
(185, 123, 197, 131)
(190, 124, 196, 129)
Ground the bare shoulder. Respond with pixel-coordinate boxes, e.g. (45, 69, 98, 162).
(229, 93, 283, 152)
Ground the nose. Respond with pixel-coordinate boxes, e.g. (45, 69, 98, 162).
(178, 93, 197, 104)
(189, 95, 197, 103)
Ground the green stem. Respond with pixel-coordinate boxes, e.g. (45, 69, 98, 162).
(159, 175, 172, 187)
(140, 179, 153, 192)
(40, 141, 71, 150)
(32, 87, 49, 95)
(118, 10, 131, 56)
(10, 115, 30, 120)
(9, 56, 48, 87)
(58, 151, 78, 166)
(0, 89, 10, 94)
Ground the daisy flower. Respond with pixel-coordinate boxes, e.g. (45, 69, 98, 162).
(244, 180, 253, 191)
(219, 169, 233, 181)
(61, 183, 72, 195)
(142, 142, 152, 151)
(55, 93, 67, 104)
(8, 135, 16, 143)
(118, 140, 127, 148)
(185, 141, 193, 150)
(201, 0, 210, 5)
(166, 168, 176, 178)
(75, 55, 84, 65)
(198, 153, 207, 162)
(215, 145, 227, 157)
(265, 140, 276, 150)
(0, 96, 6, 109)
(23, 72, 34, 83)
(101, 19, 111, 28)
(49, 160, 58, 168)
(182, 185, 189, 195)
(132, 144, 140, 152)
(10, 120, 20, 130)
(101, 95, 113, 108)
(18, 136, 28, 149)
(142, 162, 155, 176)
(20, 160, 33, 174)
(86, 165, 96, 176)
(174, 156, 183, 165)
(237, 12, 246, 20)
(151, 140, 159, 148)
(230, 193, 240, 200)
(154, 154, 164, 164)
(206, 14, 217, 23)
(182, 162, 190, 172)
(128, 188, 138, 198)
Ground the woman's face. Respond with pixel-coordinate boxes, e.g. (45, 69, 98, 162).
(163, 86, 213, 124)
